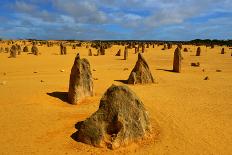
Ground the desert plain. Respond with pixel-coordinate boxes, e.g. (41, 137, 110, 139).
(0, 41, 231, 155)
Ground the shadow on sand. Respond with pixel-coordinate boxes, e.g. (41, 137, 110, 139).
(47, 91, 69, 103)
(156, 69, 174, 73)
(114, 79, 128, 84)
(70, 121, 84, 142)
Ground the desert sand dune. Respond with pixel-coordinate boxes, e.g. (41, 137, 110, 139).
(0, 42, 232, 154)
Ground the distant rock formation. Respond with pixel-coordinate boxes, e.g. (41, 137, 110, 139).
(123, 47, 128, 60)
(173, 47, 182, 73)
(221, 48, 225, 54)
(196, 47, 201, 56)
(127, 53, 154, 84)
(115, 49, 121, 56)
(88, 49, 92, 56)
(31, 45, 39, 55)
(9, 45, 17, 58)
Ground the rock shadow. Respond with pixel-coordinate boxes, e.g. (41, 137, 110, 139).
(47, 91, 69, 103)
(156, 69, 174, 73)
(114, 79, 128, 84)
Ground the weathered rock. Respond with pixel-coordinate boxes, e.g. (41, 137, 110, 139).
(115, 49, 121, 56)
(88, 49, 92, 56)
(162, 44, 167, 50)
(173, 47, 182, 73)
(68, 53, 94, 104)
(127, 53, 154, 84)
(60, 43, 67, 55)
(167, 43, 172, 49)
(123, 47, 128, 60)
(31, 45, 39, 55)
(74, 84, 151, 149)
(23, 46, 29, 52)
(221, 48, 225, 54)
(100, 46, 105, 55)
(135, 47, 139, 54)
(9, 45, 17, 58)
(191, 62, 200, 67)
(5, 47, 9, 53)
(177, 44, 182, 50)
(196, 47, 201, 56)
(204, 76, 209, 80)
(183, 48, 188, 52)
(142, 44, 145, 53)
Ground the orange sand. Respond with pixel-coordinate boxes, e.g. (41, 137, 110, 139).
(0, 42, 231, 154)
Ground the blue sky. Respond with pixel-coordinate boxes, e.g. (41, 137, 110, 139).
(0, 0, 231, 40)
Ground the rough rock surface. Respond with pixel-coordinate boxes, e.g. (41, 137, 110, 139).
(196, 47, 201, 56)
(115, 49, 121, 56)
(221, 48, 225, 54)
(68, 53, 93, 104)
(31, 45, 39, 55)
(88, 49, 92, 56)
(173, 47, 182, 73)
(23, 46, 29, 52)
(9, 45, 17, 58)
(74, 84, 151, 149)
(127, 53, 154, 84)
(123, 47, 128, 60)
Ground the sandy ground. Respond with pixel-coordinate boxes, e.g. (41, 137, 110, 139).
(0, 43, 232, 155)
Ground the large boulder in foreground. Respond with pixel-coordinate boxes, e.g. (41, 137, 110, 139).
(127, 53, 154, 84)
(68, 53, 94, 104)
(74, 85, 151, 149)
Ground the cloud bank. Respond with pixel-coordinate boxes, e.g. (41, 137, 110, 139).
(0, 0, 231, 40)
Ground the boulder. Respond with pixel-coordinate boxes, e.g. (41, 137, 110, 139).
(74, 84, 151, 149)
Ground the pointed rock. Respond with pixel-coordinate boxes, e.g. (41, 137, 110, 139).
(115, 49, 121, 56)
(31, 45, 39, 55)
(173, 47, 182, 73)
(74, 85, 151, 149)
(221, 48, 225, 54)
(196, 47, 201, 56)
(127, 53, 154, 84)
(9, 45, 17, 58)
(88, 49, 92, 56)
(123, 47, 128, 60)
(68, 53, 94, 104)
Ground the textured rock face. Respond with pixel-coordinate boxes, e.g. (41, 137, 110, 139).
(123, 47, 128, 60)
(23, 46, 29, 52)
(74, 85, 151, 149)
(31, 45, 39, 55)
(115, 49, 121, 56)
(127, 53, 154, 84)
(196, 47, 201, 56)
(9, 45, 17, 58)
(100, 46, 105, 55)
(221, 48, 225, 54)
(162, 44, 167, 50)
(60, 43, 67, 55)
(68, 53, 94, 104)
(135, 47, 138, 54)
(173, 47, 182, 73)
(88, 49, 92, 56)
